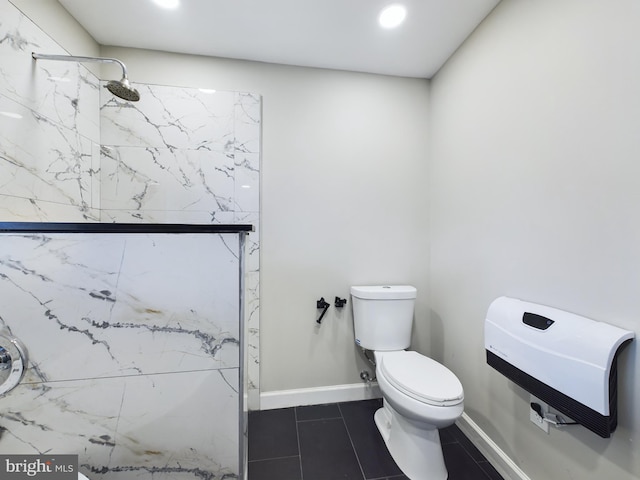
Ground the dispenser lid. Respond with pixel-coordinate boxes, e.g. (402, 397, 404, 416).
(350, 285, 416, 300)
(380, 351, 463, 406)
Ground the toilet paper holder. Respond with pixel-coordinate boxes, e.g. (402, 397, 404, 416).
(316, 297, 330, 324)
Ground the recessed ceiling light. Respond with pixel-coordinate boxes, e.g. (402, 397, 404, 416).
(378, 4, 407, 29)
(151, 0, 180, 9)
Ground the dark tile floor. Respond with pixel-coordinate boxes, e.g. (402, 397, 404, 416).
(248, 398, 503, 480)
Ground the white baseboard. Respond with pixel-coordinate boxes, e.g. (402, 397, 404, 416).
(456, 413, 531, 480)
(259, 382, 382, 410)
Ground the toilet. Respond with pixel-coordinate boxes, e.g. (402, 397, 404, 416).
(350, 285, 464, 480)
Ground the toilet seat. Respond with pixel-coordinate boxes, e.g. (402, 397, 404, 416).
(379, 351, 463, 407)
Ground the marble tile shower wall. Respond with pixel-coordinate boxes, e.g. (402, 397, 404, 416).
(0, 232, 243, 479)
(97, 77, 262, 411)
(0, 0, 262, 477)
(98, 83, 260, 226)
(0, 0, 101, 221)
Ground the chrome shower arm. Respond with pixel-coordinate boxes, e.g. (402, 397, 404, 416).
(32, 52, 129, 78)
(32, 51, 140, 102)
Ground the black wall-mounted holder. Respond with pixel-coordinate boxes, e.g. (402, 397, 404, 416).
(316, 297, 330, 324)
(335, 297, 347, 308)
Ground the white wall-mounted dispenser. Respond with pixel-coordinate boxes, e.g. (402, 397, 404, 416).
(485, 296, 634, 438)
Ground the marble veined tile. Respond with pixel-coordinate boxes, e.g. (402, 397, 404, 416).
(0, 95, 96, 209)
(234, 92, 261, 155)
(0, 0, 100, 141)
(0, 233, 241, 382)
(29, 60, 100, 143)
(91, 141, 100, 209)
(234, 152, 260, 213)
(235, 211, 259, 274)
(235, 211, 260, 410)
(101, 83, 236, 152)
(99, 209, 235, 225)
(0, 194, 100, 222)
(100, 145, 234, 213)
(0, 370, 239, 479)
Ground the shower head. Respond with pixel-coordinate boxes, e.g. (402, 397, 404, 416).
(105, 78, 141, 102)
(32, 52, 141, 102)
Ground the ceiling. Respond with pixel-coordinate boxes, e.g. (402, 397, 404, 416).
(57, 0, 500, 79)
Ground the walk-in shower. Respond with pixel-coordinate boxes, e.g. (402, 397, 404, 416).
(32, 53, 140, 102)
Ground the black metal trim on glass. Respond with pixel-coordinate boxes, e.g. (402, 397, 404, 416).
(0, 222, 253, 234)
(486, 340, 632, 438)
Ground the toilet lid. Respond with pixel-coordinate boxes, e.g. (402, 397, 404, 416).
(380, 351, 464, 406)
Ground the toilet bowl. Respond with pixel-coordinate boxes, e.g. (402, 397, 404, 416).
(376, 351, 464, 425)
(350, 285, 465, 480)
(374, 350, 463, 480)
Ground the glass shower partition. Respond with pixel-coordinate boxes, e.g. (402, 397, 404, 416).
(0, 222, 251, 480)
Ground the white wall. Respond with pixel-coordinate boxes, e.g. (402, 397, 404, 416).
(430, 1, 640, 479)
(99, 46, 431, 393)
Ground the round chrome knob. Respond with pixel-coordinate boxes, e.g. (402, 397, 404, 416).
(0, 329, 28, 396)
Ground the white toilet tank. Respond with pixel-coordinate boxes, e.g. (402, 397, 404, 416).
(350, 285, 417, 351)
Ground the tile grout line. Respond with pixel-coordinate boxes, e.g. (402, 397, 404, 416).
(451, 427, 497, 477)
(476, 460, 498, 480)
(368, 476, 406, 480)
(296, 416, 342, 422)
(294, 406, 305, 480)
(248, 454, 301, 463)
(447, 437, 494, 480)
(337, 402, 368, 480)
